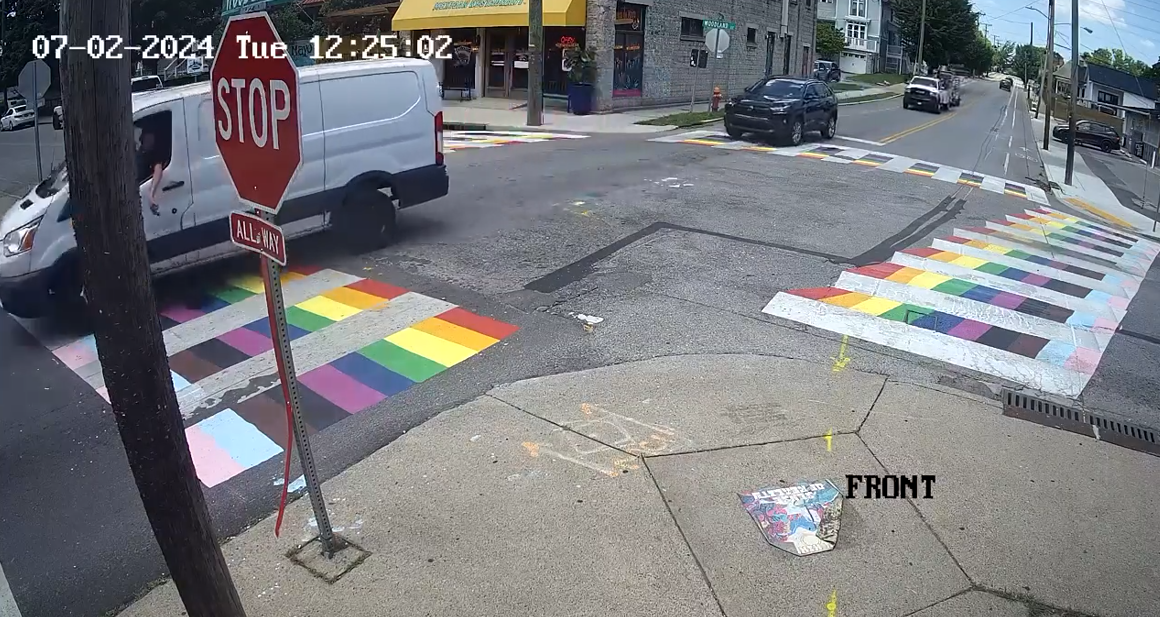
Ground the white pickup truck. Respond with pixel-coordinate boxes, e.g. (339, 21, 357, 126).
(902, 76, 951, 114)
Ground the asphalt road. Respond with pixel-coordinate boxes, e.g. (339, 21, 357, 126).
(2, 76, 1157, 616)
(0, 118, 63, 208)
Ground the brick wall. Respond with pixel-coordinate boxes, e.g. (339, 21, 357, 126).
(588, 0, 817, 110)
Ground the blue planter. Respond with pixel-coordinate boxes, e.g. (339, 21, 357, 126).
(568, 83, 594, 115)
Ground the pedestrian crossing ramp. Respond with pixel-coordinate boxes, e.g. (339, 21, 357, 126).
(761, 206, 1157, 399)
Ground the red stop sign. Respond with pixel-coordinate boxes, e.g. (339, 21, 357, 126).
(210, 13, 302, 214)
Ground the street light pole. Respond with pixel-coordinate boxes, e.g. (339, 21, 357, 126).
(1064, 0, 1079, 184)
(1040, 0, 1054, 149)
(527, 0, 543, 126)
(916, 0, 927, 74)
(1026, 22, 1033, 104)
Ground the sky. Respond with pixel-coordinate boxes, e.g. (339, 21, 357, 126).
(979, 0, 1160, 67)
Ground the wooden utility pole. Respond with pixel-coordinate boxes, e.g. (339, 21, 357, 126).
(59, 0, 247, 615)
(916, 0, 927, 74)
(1064, 0, 1079, 184)
(1026, 22, 1033, 103)
(1040, 0, 1055, 150)
(527, 0, 543, 126)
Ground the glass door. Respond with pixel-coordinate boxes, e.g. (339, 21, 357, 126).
(510, 28, 530, 96)
(486, 30, 509, 97)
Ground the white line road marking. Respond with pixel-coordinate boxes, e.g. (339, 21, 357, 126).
(1011, 102, 1017, 128)
(762, 293, 1090, 398)
(1004, 152, 1010, 173)
(0, 561, 21, 617)
(1009, 135, 1014, 148)
(932, 166, 962, 183)
(833, 135, 885, 146)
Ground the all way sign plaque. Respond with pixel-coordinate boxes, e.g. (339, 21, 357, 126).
(230, 211, 287, 265)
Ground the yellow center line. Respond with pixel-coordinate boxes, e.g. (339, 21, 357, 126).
(878, 100, 972, 144)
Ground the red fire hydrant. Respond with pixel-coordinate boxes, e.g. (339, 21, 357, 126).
(711, 86, 722, 112)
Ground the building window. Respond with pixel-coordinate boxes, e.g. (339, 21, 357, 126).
(849, 0, 866, 17)
(680, 17, 703, 39)
(1097, 90, 1120, 106)
(846, 22, 866, 43)
(615, 4, 645, 97)
(747, 27, 757, 45)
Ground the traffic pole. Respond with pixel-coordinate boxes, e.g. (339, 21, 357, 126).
(257, 208, 337, 556)
(916, 0, 926, 74)
(1064, 0, 1079, 185)
(1026, 22, 1033, 105)
(1040, 0, 1055, 150)
(527, 0, 543, 126)
(708, 29, 721, 109)
(31, 66, 42, 181)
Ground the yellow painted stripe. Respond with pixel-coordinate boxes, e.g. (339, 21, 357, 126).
(958, 180, 981, 186)
(322, 286, 390, 310)
(411, 317, 499, 352)
(386, 327, 477, 367)
(283, 271, 308, 283)
(230, 275, 266, 294)
(743, 146, 777, 152)
(908, 271, 952, 289)
(822, 291, 870, 308)
(984, 243, 1011, 253)
(798, 153, 828, 159)
(886, 267, 921, 283)
(951, 255, 988, 268)
(295, 295, 362, 322)
(906, 170, 935, 176)
(1065, 197, 1136, 229)
(682, 139, 723, 145)
(851, 296, 902, 315)
(1003, 190, 1026, 197)
(853, 160, 880, 166)
(929, 251, 959, 263)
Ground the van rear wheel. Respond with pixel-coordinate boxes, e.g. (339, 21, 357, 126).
(334, 188, 397, 253)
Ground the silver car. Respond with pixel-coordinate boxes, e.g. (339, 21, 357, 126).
(1, 105, 36, 131)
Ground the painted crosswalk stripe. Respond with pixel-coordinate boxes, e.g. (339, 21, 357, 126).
(948, 227, 1141, 284)
(1006, 215, 1150, 255)
(763, 292, 1091, 397)
(1012, 213, 1146, 250)
(983, 222, 1150, 273)
(837, 267, 1111, 347)
(890, 251, 1125, 322)
(955, 226, 1126, 271)
(929, 239, 1133, 298)
(1030, 207, 1144, 244)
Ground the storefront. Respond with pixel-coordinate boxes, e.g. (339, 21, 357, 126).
(392, 0, 587, 99)
(612, 3, 644, 98)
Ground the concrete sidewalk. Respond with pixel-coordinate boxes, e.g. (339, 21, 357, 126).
(118, 355, 1160, 617)
(443, 84, 904, 133)
(1026, 112, 1159, 231)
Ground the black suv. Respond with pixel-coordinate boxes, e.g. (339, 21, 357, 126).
(1000, 77, 1013, 91)
(1053, 120, 1121, 152)
(723, 77, 839, 146)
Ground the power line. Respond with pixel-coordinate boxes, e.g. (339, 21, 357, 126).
(981, 0, 1046, 24)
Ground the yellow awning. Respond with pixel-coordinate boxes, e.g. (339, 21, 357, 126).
(392, 0, 585, 30)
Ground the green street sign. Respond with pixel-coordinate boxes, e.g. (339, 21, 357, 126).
(703, 19, 736, 30)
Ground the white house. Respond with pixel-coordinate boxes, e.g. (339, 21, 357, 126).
(818, 0, 899, 74)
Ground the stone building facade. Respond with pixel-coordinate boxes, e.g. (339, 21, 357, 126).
(586, 0, 818, 111)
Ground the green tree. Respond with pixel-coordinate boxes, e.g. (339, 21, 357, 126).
(0, 0, 58, 89)
(1009, 43, 1044, 83)
(1142, 60, 1160, 81)
(815, 22, 845, 59)
(962, 32, 993, 75)
(993, 41, 1015, 72)
(891, 0, 979, 70)
(1082, 47, 1151, 75)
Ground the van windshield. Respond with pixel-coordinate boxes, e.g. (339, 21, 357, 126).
(35, 162, 68, 198)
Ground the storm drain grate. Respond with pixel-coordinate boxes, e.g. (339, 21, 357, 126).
(1002, 389, 1160, 457)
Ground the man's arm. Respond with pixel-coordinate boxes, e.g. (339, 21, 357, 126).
(149, 162, 164, 203)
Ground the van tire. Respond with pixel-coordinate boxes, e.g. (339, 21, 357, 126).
(334, 188, 397, 252)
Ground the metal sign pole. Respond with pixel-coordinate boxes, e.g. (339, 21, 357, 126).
(31, 67, 42, 181)
(709, 29, 721, 107)
(690, 51, 699, 112)
(257, 210, 336, 555)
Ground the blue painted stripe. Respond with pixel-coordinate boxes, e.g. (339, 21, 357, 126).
(330, 352, 414, 397)
(197, 296, 231, 313)
(1036, 340, 1076, 367)
(1065, 313, 1097, 330)
(196, 409, 283, 469)
(244, 318, 310, 341)
(170, 371, 192, 392)
(1084, 289, 1112, 304)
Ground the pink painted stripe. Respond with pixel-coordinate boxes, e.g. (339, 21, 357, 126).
(160, 305, 206, 324)
(95, 387, 109, 403)
(298, 364, 386, 413)
(218, 327, 273, 356)
(53, 337, 98, 371)
(1109, 296, 1129, 310)
(184, 425, 246, 488)
(1093, 317, 1119, 334)
(1065, 347, 1102, 375)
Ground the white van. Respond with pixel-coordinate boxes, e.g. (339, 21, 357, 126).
(0, 58, 447, 319)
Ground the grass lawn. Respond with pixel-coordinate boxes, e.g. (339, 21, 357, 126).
(829, 82, 864, 91)
(840, 92, 902, 104)
(636, 110, 724, 126)
(846, 73, 910, 85)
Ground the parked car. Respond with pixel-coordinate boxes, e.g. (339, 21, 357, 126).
(131, 75, 164, 93)
(0, 58, 449, 319)
(812, 60, 842, 83)
(1000, 77, 1013, 91)
(723, 77, 839, 146)
(1052, 120, 1121, 153)
(903, 76, 949, 113)
(1, 105, 36, 131)
(52, 105, 63, 130)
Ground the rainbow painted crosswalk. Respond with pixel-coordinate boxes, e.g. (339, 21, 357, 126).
(762, 206, 1158, 399)
(20, 267, 518, 488)
(445, 130, 587, 151)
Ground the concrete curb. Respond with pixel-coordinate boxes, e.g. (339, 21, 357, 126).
(839, 93, 902, 106)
